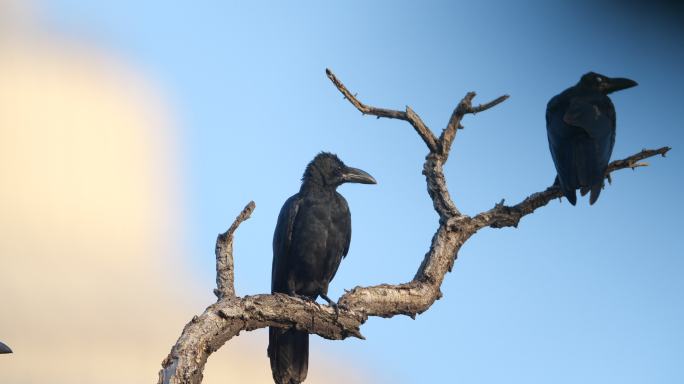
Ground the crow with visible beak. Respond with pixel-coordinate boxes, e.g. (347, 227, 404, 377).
(546, 72, 638, 205)
(268, 152, 376, 384)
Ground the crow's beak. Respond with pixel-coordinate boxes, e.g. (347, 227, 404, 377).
(0, 341, 12, 354)
(341, 167, 377, 185)
(603, 77, 638, 94)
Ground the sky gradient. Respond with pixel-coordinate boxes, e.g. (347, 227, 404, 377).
(2, 1, 683, 383)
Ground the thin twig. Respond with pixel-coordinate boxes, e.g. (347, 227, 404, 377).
(441, 92, 509, 157)
(607, 147, 670, 173)
(468, 94, 510, 114)
(326, 68, 439, 152)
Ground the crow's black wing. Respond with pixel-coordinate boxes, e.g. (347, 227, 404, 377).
(563, 96, 616, 203)
(269, 193, 309, 384)
(546, 95, 579, 205)
(563, 97, 614, 142)
(318, 194, 351, 290)
(340, 196, 351, 259)
(271, 194, 302, 294)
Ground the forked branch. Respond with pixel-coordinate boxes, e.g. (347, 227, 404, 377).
(158, 69, 670, 384)
(325, 68, 439, 153)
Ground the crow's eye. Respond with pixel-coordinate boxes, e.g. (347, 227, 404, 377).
(596, 76, 603, 83)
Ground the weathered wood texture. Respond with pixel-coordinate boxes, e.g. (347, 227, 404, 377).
(158, 69, 670, 384)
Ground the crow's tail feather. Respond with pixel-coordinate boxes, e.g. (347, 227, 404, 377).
(589, 183, 602, 205)
(268, 327, 308, 384)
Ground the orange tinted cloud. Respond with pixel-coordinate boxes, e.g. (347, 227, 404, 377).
(0, 31, 187, 383)
(0, 3, 377, 383)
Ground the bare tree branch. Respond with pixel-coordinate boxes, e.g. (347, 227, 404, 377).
(405, 106, 439, 153)
(470, 146, 672, 230)
(325, 68, 440, 153)
(441, 92, 509, 158)
(214, 201, 255, 300)
(158, 69, 670, 384)
(423, 153, 463, 219)
(158, 294, 367, 384)
(606, 147, 670, 172)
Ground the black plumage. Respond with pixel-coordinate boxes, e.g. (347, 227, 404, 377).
(546, 72, 637, 205)
(268, 152, 376, 384)
(0, 341, 12, 354)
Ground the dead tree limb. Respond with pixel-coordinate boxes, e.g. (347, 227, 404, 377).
(214, 201, 255, 299)
(158, 69, 670, 384)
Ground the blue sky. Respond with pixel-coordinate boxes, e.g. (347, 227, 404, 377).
(43, 1, 683, 382)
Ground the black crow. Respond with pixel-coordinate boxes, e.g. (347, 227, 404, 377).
(268, 152, 376, 384)
(546, 72, 637, 205)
